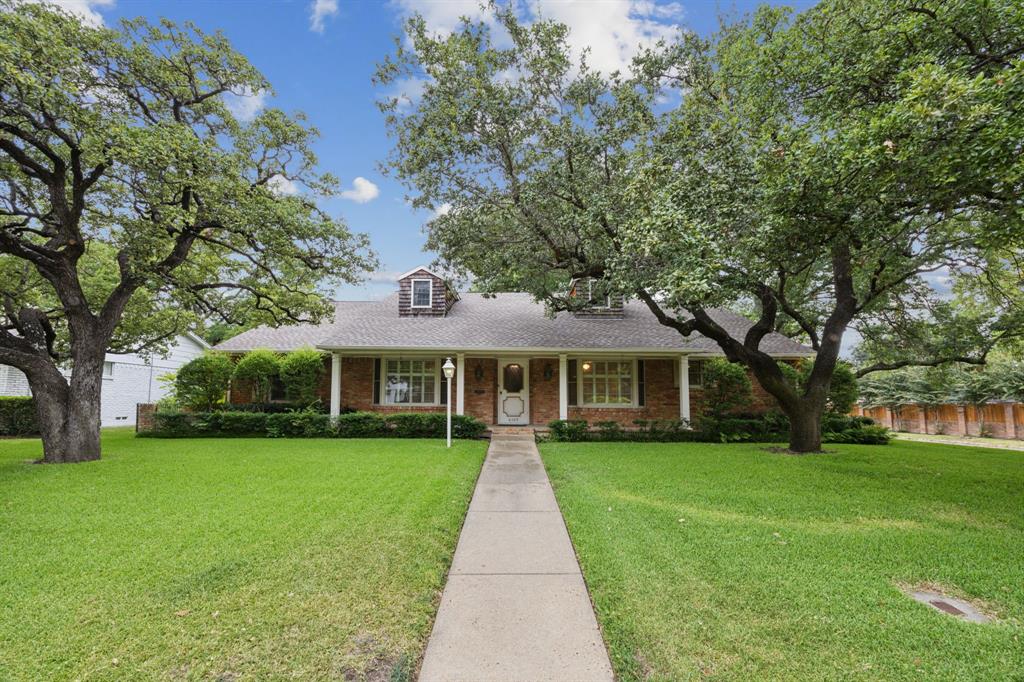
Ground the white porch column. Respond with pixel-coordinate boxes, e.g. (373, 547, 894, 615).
(680, 355, 691, 424)
(558, 354, 568, 420)
(330, 352, 342, 417)
(456, 353, 465, 416)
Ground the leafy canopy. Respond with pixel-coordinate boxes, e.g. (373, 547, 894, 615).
(0, 2, 376, 362)
(378, 0, 1023, 451)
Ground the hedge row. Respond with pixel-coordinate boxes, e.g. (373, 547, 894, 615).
(544, 413, 890, 445)
(143, 410, 487, 439)
(0, 397, 38, 436)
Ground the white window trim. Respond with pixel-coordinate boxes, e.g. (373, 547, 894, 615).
(410, 279, 434, 308)
(587, 280, 611, 309)
(379, 356, 442, 406)
(577, 358, 638, 408)
(675, 358, 704, 389)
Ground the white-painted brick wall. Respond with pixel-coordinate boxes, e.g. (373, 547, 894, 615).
(0, 334, 207, 426)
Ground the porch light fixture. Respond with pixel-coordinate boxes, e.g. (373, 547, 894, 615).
(582, 361, 592, 372)
(543, 363, 554, 380)
(442, 357, 455, 448)
(474, 363, 484, 381)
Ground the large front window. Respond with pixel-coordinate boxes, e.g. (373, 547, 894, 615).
(384, 359, 437, 404)
(580, 360, 633, 405)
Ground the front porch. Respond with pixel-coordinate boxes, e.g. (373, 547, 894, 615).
(323, 353, 704, 427)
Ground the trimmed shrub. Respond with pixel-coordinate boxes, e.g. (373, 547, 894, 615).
(279, 347, 325, 407)
(0, 397, 38, 436)
(149, 411, 194, 437)
(336, 411, 388, 437)
(547, 419, 589, 442)
(214, 411, 268, 436)
(232, 349, 280, 403)
(174, 352, 233, 411)
(143, 409, 486, 440)
(266, 411, 332, 438)
(546, 412, 888, 445)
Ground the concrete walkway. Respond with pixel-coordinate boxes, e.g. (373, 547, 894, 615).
(419, 428, 614, 682)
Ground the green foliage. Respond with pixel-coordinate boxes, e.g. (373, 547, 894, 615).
(174, 353, 234, 411)
(378, 0, 1024, 451)
(335, 412, 389, 437)
(232, 350, 280, 403)
(265, 412, 332, 438)
(701, 360, 753, 419)
(547, 420, 590, 442)
(278, 348, 325, 406)
(780, 360, 859, 414)
(0, 397, 38, 436)
(144, 409, 486, 440)
(546, 413, 888, 445)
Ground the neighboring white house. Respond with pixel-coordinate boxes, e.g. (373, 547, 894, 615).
(0, 333, 209, 427)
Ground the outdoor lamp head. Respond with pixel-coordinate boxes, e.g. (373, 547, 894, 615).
(442, 357, 455, 379)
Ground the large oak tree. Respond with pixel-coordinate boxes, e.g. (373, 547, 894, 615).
(1, 3, 375, 462)
(378, 0, 1023, 451)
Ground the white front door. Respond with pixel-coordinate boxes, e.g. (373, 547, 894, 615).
(497, 358, 530, 425)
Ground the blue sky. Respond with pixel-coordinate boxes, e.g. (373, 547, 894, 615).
(70, 0, 816, 299)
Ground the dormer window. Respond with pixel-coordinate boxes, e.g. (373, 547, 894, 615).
(412, 279, 433, 308)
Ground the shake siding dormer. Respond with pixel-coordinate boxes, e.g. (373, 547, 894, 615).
(397, 267, 458, 317)
(569, 277, 625, 318)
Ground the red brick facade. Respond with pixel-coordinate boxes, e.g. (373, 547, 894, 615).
(227, 353, 781, 427)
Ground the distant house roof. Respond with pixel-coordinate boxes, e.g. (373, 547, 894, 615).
(215, 293, 813, 356)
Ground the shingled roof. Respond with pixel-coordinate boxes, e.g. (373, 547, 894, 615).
(215, 293, 813, 356)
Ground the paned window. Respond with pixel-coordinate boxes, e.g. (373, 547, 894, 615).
(580, 360, 633, 405)
(412, 280, 432, 307)
(384, 359, 437, 404)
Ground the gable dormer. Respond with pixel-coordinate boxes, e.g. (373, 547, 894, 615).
(569, 277, 624, 318)
(397, 266, 459, 317)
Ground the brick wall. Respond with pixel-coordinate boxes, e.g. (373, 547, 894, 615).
(136, 403, 156, 432)
(464, 357, 497, 424)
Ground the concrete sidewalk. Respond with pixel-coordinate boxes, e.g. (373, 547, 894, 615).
(419, 429, 614, 682)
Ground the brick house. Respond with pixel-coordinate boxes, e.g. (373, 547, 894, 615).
(215, 267, 813, 426)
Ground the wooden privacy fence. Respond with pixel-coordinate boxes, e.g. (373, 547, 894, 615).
(852, 402, 1024, 440)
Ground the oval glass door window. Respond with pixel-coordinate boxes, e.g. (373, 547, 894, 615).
(503, 363, 524, 392)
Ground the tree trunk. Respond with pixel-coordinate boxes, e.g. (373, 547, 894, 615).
(787, 403, 823, 452)
(28, 352, 104, 464)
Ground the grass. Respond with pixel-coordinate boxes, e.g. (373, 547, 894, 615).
(0, 428, 486, 681)
(541, 440, 1024, 681)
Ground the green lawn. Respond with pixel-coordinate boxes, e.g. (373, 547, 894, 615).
(0, 429, 486, 681)
(541, 441, 1024, 681)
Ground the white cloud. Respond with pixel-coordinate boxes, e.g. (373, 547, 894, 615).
(431, 202, 452, 219)
(268, 175, 300, 196)
(20, 0, 114, 26)
(224, 87, 268, 122)
(528, 0, 684, 75)
(340, 177, 380, 203)
(391, 0, 685, 76)
(309, 0, 338, 33)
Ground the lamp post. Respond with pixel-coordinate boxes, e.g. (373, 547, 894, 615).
(442, 357, 455, 448)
